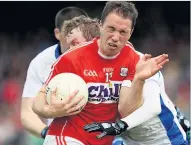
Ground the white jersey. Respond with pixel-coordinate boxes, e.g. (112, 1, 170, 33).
(22, 44, 61, 125)
(113, 52, 188, 145)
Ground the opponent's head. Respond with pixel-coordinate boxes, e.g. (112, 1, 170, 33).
(63, 15, 100, 49)
(54, 7, 88, 52)
(99, 1, 138, 56)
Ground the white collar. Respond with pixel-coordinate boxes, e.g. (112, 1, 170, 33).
(98, 49, 120, 60)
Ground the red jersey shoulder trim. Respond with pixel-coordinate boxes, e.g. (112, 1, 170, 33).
(125, 41, 141, 56)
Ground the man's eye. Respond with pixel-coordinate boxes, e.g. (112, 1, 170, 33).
(120, 31, 127, 36)
(107, 27, 115, 32)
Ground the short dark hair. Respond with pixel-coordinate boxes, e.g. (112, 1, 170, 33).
(55, 7, 88, 30)
(101, 1, 138, 29)
(63, 15, 100, 41)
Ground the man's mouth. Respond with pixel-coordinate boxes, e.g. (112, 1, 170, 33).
(108, 43, 117, 48)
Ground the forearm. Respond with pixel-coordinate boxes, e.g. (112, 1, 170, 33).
(21, 98, 47, 137)
(121, 94, 161, 130)
(121, 79, 162, 130)
(119, 77, 145, 118)
(21, 109, 47, 137)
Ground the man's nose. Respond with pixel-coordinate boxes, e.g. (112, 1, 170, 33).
(111, 32, 120, 42)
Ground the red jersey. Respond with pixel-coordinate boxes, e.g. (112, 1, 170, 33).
(46, 38, 140, 145)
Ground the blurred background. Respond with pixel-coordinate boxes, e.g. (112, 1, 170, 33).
(0, 1, 190, 145)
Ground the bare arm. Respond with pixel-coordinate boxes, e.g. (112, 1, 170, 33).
(118, 54, 169, 118)
(21, 98, 47, 137)
(119, 78, 145, 118)
(121, 74, 162, 129)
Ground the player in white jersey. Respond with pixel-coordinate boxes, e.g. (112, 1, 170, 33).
(21, 7, 89, 139)
(84, 53, 189, 145)
(116, 72, 188, 145)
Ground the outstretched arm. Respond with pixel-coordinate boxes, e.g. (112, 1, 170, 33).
(119, 54, 169, 117)
(120, 73, 161, 130)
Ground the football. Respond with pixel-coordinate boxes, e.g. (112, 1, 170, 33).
(46, 73, 88, 108)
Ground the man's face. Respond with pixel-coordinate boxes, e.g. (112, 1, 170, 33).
(55, 25, 87, 53)
(99, 12, 133, 56)
(59, 31, 69, 50)
(54, 25, 70, 52)
(66, 27, 87, 49)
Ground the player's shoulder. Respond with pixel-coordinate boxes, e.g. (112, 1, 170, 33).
(121, 41, 140, 61)
(124, 41, 140, 56)
(29, 44, 58, 69)
(125, 41, 135, 49)
(134, 50, 144, 57)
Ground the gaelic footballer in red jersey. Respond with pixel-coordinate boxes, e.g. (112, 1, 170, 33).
(46, 37, 140, 145)
(44, 7, 140, 144)
(33, 2, 169, 145)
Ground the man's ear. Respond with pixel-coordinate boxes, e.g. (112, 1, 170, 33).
(54, 28, 60, 40)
